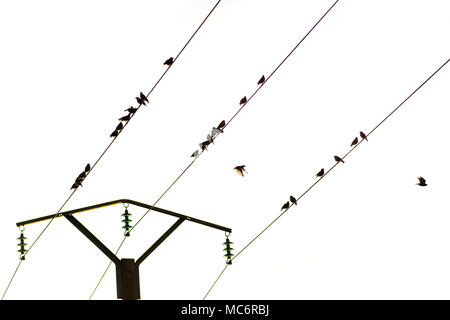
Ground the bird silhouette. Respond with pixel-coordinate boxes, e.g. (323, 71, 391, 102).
(360, 131, 368, 141)
(140, 92, 149, 104)
(110, 129, 119, 138)
(200, 140, 211, 151)
(351, 137, 358, 147)
(334, 155, 345, 163)
(257, 75, 265, 85)
(191, 150, 199, 158)
(281, 201, 290, 211)
(234, 165, 247, 177)
(125, 106, 137, 114)
(115, 122, 123, 131)
(212, 120, 226, 136)
(119, 114, 131, 122)
(290, 196, 297, 206)
(239, 96, 247, 105)
(416, 176, 427, 186)
(136, 96, 144, 105)
(316, 168, 324, 177)
(85, 163, 91, 173)
(164, 57, 174, 66)
(71, 182, 80, 190)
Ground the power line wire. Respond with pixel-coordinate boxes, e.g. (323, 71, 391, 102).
(202, 56, 450, 300)
(88, 0, 341, 299)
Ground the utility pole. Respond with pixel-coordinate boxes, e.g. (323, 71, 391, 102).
(16, 199, 232, 300)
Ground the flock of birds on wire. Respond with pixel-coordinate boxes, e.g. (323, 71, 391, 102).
(69, 58, 428, 208)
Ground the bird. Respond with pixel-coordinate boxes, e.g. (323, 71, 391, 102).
(125, 106, 137, 114)
(110, 129, 119, 138)
(290, 196, 297, 206)
(351, 137, 358, 147)
(316, 168, 324, 177)
(77, 171, 86, 180)
(191, 150, 199, 158)
(206, 133, 215, 144)
(257, 75, 265, 85)
(71, 182, 80, 190)
(239, 96, 247, 105)
(136, 96, 145, 105)
(234, 165, 247, 177)
(85, 163, 91, 173)
(119, 114, 131, 122)
(334, 155, 345, 163)
(212, 120, 226, 136)
(140, 92, 149, 104)
(416, 176, 427, 186)
(360, 131, 368, 141)
(281, 201, 290, 211)
(115, 122, 123, 131)
(164, 57, 174, 66)
(200, 140, 211, 151)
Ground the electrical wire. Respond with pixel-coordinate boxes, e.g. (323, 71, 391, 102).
(202, 56, 450, 300)
(2, 0, 223, 301)
(88, 0, 341, 299)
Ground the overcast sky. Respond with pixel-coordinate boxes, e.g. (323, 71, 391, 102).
(1, 0, 450, 300)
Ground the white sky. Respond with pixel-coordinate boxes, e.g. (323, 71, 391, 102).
(1, 0, 450, 300)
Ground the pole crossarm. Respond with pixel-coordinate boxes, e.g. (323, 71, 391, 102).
(16, 198, 232, 234)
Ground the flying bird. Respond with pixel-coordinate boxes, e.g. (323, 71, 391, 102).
(191, 150, 199, 158)
(360, 131, 368, 141)
(239, 96, 247, 105)
(316, 168, 324, 177)
(164, 57, 174, 66)
(234, 165, 247, 177)
(334, 155, 345, 163)
(281, 201, 290, 211)
(119, 114, 131, 122)
(416, 176, 427, 186)
(351, 137, 358, 147)
(257, 75, 265, 85)
(290, 196, 297, 206)
(85, 163, 91, 173)
(125, 106, 137, 114)
(110, 129, 119, 138)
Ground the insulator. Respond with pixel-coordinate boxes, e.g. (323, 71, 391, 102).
(17, 231, 27, 260)
(121, 207, 132, 236)
(223, 234, 234, 265)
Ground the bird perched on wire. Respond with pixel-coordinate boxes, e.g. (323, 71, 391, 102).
(191, 150, 199, 158)
(119, 114, 131, 122)
(136, 92, 149, 106)
(110, 129, 119, 138)
(85, 163, 91, 173)
(212, 120, 226, 135)
(416, 176, 427, 186)
(290, 196, 297, 206)
(334, 155, 345, 163)
(351, 137, 358, 147)
(257, 75, 265, 85)
(115, 122, 123, 132)
(316, 168, 325, 178)
(360, 131, 368, 141)
(125, 106, 137, 114)
(200, 140, 211, 151)
(281, 201, 290, 211)
(234, 165, 247, 177)
(164, 57, 174, 66)
(239, 96, 247, 105)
